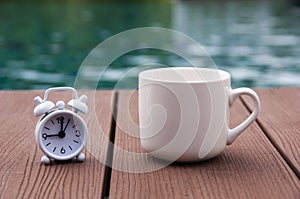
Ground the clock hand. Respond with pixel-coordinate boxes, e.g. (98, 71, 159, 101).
(63, 119, 70, 132)
(57, 116, 64, 132)
(42, 131, 66, 139)
(60, 117, 64, 132)
(47, 134, 60, 137)
(42, 133, 59, 140)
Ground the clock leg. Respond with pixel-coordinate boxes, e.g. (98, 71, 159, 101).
(41, 155, 51, 165)
(77, 153, 85, 162)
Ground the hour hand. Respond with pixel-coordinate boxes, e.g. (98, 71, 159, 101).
(42, 133, 59, 140)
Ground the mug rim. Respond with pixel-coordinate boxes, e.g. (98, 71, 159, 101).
(139, 67, 230, 84)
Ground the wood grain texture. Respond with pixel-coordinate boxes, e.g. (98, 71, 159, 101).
(241, 87, 300, 178)
(110, 90, 300, 199)
(0, 90, 114, 199)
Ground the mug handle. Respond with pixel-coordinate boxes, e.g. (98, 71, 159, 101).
(227, 88, 260, 145)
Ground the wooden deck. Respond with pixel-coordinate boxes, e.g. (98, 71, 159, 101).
(0, 88, 299, 198)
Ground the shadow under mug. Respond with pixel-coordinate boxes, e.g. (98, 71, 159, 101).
(138, 67, 260, 162)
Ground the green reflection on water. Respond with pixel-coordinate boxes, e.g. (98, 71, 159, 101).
(0, 0, 299, 89)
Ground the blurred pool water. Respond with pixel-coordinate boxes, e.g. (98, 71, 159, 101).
(0, 0, 300, 89)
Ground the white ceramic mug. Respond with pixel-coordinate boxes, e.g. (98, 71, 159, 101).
(138, 67, 260, 162)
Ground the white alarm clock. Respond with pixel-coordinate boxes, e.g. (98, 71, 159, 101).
(33, 87, 88, 165)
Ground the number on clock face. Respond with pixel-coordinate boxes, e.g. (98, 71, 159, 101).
(41, 113, 84, 157)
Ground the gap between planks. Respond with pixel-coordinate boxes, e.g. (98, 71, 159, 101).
(101, 91, 119, 199)
(240, 96, 300, 180)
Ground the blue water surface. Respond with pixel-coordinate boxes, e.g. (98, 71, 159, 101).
(0, 0, 299, 89)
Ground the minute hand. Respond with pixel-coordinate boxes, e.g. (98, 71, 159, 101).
(63, 119, 70, 132)
(57, 117, 64, 132)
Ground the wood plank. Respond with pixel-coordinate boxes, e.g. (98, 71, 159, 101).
(0, 90, 114, 198)
(241, 87, 300, 178)
(110, 90, 300, 199)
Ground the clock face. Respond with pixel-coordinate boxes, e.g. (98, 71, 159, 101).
(36, 110, 87, 160)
